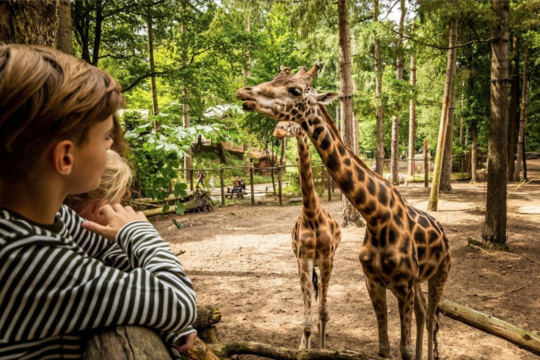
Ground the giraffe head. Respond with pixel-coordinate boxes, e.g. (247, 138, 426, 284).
(273, 121, 303, 140)
(236, 64, 339, 122)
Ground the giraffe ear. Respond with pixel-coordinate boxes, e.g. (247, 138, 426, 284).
(308, 92, 339, 105)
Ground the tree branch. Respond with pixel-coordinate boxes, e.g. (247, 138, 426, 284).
(123, 71, 169, 93)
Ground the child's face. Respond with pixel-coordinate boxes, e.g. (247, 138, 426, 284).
(70, 116, 114, 194)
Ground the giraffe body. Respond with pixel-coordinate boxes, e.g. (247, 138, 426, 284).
(273, 121, 341, 349)
(237, 65, 451, 360)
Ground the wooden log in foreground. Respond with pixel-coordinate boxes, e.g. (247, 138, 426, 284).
(193, 305, 222, 331)
(208, 341, 380, 360)
(82, 325, 172, 360)
(440, 299, 540, 355)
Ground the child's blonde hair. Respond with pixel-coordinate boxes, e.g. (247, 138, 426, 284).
(65, 150, 132, 213)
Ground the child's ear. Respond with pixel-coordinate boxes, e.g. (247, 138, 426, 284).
(52, 140, 75, 176)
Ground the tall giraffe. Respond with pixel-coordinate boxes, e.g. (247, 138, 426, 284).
(236, 65, 451, 360)
(273, 120, 341, 350)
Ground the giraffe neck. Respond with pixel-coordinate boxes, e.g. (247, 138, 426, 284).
(295, 132, 319, 218)
(300, 105, 396, 224)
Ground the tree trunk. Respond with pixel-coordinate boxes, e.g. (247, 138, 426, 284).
(181, 6, 192, 180)
(440, 86, 456, 191)
(484, 0, 510, 246)
(91, 1, 104, 66)
(0, 0, 59, 47)
(338, 0, 363, 227)
(58, 0, 73, 55)
(408, 54, 416, 177)
(471, 124, 478, 183)
(374, 0, 384, 175)
(427, 20, 457, 211)
(244, 16, 251, 86)
(390, 0, 405, 185)
(514, 40, 528, 182)
(147, 14, 159, 120)
(459, 86, 464, 145)
(508, 34, 520, 180)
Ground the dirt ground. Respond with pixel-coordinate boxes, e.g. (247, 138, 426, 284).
(153, 159, 540, 360)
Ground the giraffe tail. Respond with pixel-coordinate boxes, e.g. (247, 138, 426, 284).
(312, 268, 319, 300)
(433, 305, 441, 360)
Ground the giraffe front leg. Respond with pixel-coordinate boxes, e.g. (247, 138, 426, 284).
(393, 286, 415, 360)
(414, 284, 427, 360)
(297, 258, 315, 350)
(364, 278, 390, 358)
(317, 260, 333, 349)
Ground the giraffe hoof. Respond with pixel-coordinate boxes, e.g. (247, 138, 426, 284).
(378, 349, 390, 358)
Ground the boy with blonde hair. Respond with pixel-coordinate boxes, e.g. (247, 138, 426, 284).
(0, 44, 196, 358)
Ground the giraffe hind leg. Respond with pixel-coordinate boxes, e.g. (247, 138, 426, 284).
(297, 258, 315, 350)
(317, 260, 333, 349)
(414, 284, 427, 360)
(426, 264, 450, 360)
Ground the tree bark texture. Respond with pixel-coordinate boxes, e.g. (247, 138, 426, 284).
(57, 0, 73, 55)
(147, 14, 159, 119)
(408, 54, 416, 177)
(459, 87, 464, 145)
(484, 0, 509, 245)
(390, 0, 405, 185)
(514, 40, 528, 182)
(0, 0, 59, 47)
(508, 34, 520, 180)
(208, 341, 381, 360)
(373, 0, 384, 175)
(338, 0, 362, 227)
(440, 89, 456, 192)
(427, 20, 457, 211)
(91, 1, 104, 66)
(471, 124, 478, 183)
(82, 326, 172, 360)
(440, 299, 540, 356)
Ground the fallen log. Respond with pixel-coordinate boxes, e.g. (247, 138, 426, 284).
(207, 341, 381, 360)
(187, 337, 221, 360)
(440, 299, 540, 355)
(134, 192, 195, 204)
(193, 305, 222, 331)
(142, 199, 200, 216)
(82, 325, 172, 360)
(198, 326, 219, 344)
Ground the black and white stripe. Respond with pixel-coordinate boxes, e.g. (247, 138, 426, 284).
(0, 206, 197, 359)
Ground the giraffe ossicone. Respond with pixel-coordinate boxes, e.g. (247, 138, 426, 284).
(236, 65, 452, 360)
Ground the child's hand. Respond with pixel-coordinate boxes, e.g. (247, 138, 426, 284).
(175, 332, 197, 352)
(82, 204, 148, 241)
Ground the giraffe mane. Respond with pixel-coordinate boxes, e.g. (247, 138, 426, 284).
(318, 103, 385, 181)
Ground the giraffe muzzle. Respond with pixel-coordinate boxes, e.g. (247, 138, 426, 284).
(242, 100, 257, 111)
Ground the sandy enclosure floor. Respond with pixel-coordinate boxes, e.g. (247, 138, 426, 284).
(153, 159, 540, 360)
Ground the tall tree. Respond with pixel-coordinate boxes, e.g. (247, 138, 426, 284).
(484, 0, 510, 247)
(440, 57, 457, 192)
(338, 0, 362, 227)
(0, 0, 59, 47)
(390, 0, 406, 185)
(471, 123, 478, 183)
(508, 34, 520, 180)
(181, 4, 191, 179)
(514, 38, 529, 182)
(408, 54, 416, 177)
(58, 0, 73, 55)
(374, 0, 384, 175)
(147, 12, 159, 119)
(427, 19, 457, 211)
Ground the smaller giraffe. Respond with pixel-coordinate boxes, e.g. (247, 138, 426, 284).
(273, 120, 341, 350)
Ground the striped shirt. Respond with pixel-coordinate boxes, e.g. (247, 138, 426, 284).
(0, 205, 197, 359)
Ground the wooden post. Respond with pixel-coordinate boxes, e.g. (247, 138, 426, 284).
(461, 153, 464, 180)
(190, 169, 194, 191)
(220, 168, 225, 207)
(250, 167, 255, 206)
(327, 172, 332, 202)
(278, 166, 282, 206)
(424, 139, 429, 188)
(321, 166, 325, 192)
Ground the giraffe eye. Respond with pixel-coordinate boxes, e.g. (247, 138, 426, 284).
(288, 88, 302, 96)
